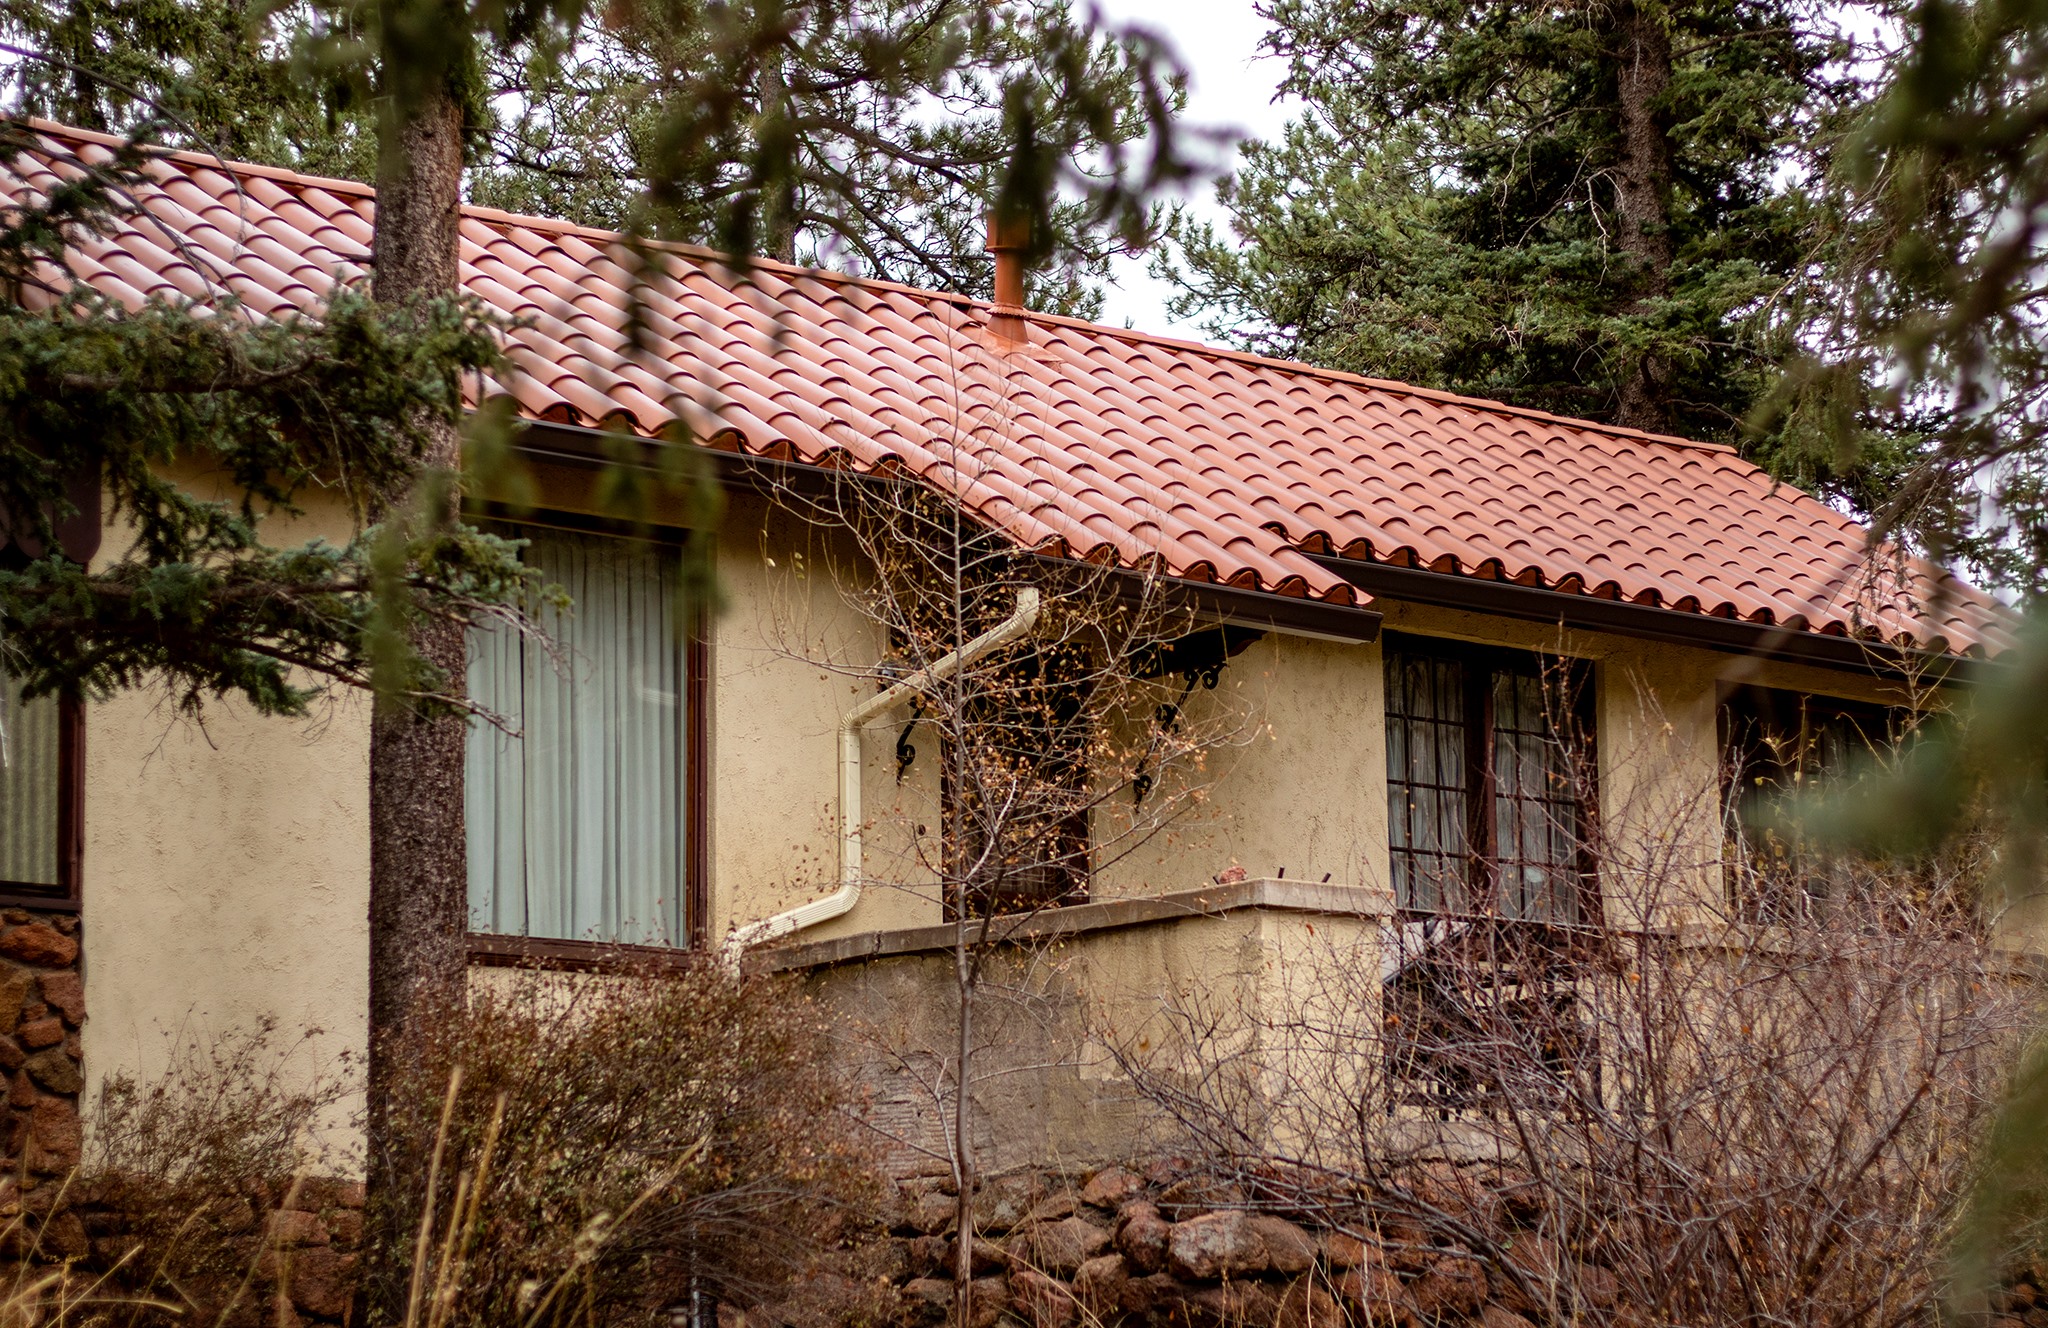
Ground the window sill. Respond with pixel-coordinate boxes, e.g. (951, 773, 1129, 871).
(464, 932, 705, 975)
(0, 888, 80, 914)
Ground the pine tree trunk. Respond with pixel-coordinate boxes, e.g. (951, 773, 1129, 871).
(1611, 0, 1675, 436)
(363, 87, 470, 1327)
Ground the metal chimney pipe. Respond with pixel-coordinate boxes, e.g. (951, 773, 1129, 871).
(985, 209, 1030, 340)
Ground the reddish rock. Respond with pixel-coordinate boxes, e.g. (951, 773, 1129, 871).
(285, 1250, 358, 1319)
(1336, 1267, 1420, 1328)
(1008, 1216, 1112, 1277)
(1115, 1202, 1172, 1275)
(22, 1048, 79, 1095)
(901, 1277, 952, 1326)
(1274, 1276, 1347, 1328)
(0, 927, 75, 969)
(971, 1176, 1040, 1235)
(36, 973, 82, 1026)
(910, 1190, 957, 1235)
(1481, 1306, 1537, 1328)
(1409, 1254, 1487, 1321)
(1166, 1211, 1316, 1281)
(1574, 1261, 1620, 1312)
(0, 1038, 24, 1074)
(16, 1020, 61, 1051)
(1116, 1273, 1186, 1319)
(24, 1097, 78, 1174)
(1249, 1215, 1317, 1276)
(906, 1235, 947, 1279)
(1156, 1176, 1245, 1221)
(1142, 1158, 1190, 1189)
(0, 970, 33, 1022)
(10, 1070, 37, 1108)
(1072, 1254, 1129, 1317)
(1321, 1231, 1378, 1270)
(1080, 1167, 1146, 1211)
(1167, 1211, 1261, 1281)
(1009, 1268, 1078, 1328)
(262, 1210, 331, 1249)
(962, 1276, 1006, 1328)
(38, 1209, 87, 1261)
(942, 1234, 1009, 1277)
(1377, 1224, 1436, 1274)
(1179, 1280, 1280, 1328)
(1024, 1191, 1080, 1225)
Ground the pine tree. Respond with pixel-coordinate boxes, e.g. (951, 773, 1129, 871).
(1164, 0, 1865, 461)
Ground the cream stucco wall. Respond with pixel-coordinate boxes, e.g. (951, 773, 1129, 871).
(706, 490, 939, 941)
(81, 473, 372, 1161)
(1090, 632, 1385, 904)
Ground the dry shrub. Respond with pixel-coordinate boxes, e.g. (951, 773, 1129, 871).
(79, 1019, 351, 1325)
(1108, 725, 2031, 1328)
(382, 963, 879, 1328)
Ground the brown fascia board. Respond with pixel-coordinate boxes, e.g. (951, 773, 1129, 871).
(1314, 554, 1979, 682)
(509, 420, 1383, 644)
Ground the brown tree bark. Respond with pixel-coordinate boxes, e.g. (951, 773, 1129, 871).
(1610, 0, 1675, 436)
(363, 87, 470, 1327)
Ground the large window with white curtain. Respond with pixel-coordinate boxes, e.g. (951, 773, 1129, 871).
(465, 525, 694, 947)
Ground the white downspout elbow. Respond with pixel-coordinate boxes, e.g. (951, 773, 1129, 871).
(725, 587, 1042, 954)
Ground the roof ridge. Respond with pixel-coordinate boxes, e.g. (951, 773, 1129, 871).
(19, 118, 1741, 463)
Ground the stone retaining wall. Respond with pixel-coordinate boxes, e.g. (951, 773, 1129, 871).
(770, 1162, 1611, 1328)
(0, 909, 84, 1185)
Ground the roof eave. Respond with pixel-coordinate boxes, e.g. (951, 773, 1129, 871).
(509, 420, 1383, 644)
(1314, 555, 1981, 681)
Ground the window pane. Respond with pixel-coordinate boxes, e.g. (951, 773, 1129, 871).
(1490, 668, 1580, 922)
(1385, 651, 1468, 912)
(0, 677, 59, 889)
(466, 528, 689, 946)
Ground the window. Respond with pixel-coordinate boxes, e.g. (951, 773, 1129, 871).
(1719, 685, 1895, 920)
(1383, 636, 1596, 922)
(465, 524, 704, 948)
(1381, 636, 1598, 1114)
(0, 672, 79, 905)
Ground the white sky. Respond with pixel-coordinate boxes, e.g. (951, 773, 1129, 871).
(1088, 0, 1298, 338)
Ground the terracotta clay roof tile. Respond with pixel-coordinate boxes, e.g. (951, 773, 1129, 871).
(4, 121, 2015, 655)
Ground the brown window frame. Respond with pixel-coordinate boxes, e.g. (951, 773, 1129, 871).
(461, 509, 711, 965)
(0, 692, 84, 912)
(1382, 632, 1601, 926)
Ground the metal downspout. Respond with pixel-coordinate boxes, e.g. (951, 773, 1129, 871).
(724, 587, 1043, 953)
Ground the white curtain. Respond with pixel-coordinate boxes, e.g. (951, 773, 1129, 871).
(0, 676, 59, 889)
(466, 527, 688, 945)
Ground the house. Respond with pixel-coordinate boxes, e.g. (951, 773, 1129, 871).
(0, 122, 2019, 1177)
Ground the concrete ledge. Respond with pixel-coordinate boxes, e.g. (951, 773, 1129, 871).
(757, 877, 1395, 972)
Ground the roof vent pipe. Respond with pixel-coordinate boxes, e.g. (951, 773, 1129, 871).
(986, 209, 1031, 341)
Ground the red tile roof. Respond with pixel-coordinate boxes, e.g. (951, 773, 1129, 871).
(3, 121, 2016, 658)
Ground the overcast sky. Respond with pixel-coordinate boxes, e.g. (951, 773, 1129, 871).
(1087, 0, 1297, 339)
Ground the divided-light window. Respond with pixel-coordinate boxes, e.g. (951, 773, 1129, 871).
(1719, 685, 1897, 919)
(465, 524, 701, 948)
(1382, 636, 1596, 923)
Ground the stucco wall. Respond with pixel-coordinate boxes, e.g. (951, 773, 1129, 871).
(81, 472, 371, 1160)
(1091, 632, 1384, 903)
(708, 490, 939, 941)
